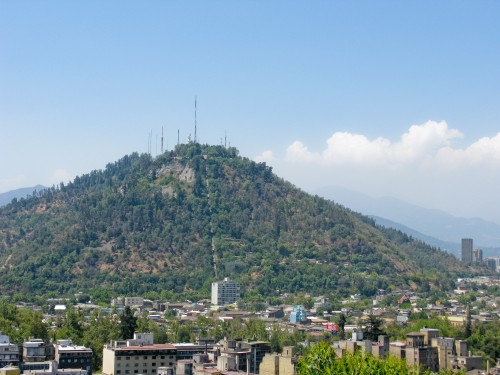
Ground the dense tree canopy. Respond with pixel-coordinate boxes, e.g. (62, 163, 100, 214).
(0, 143, 480, 300)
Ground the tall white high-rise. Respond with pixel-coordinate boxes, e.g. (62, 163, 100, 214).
(211, 277, 240, 305)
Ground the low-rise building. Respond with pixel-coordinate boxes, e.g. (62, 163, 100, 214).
(102, 333, 176, 375)
(54, 340, 93, 375)
(23, 339, 49, 362)
(0, 333, 20, 368)
(259, 346, 297, 375)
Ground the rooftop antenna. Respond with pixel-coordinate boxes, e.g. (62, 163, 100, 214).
(194, 96, 197, 143)
(148, 130, 152, 155)
(161, 126, 164, 153)
(225, 130, 227, 148)
(177, 129, 180, 146)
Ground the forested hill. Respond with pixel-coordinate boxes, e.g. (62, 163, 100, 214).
(0, 144, 477, 300)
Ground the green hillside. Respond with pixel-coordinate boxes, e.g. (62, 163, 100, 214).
(0, 143, 473, 300)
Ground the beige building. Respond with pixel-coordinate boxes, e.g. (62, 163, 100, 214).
(0, 367, 20, 375)
(259, 347, 296, 375)
(102, 334, 176, 375)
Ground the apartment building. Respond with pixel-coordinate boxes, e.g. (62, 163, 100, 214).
(211, 278, 240, 306)
(54, 340, 93, 375)
(0, 333, 20, 368)
(102, 334, 176, 375)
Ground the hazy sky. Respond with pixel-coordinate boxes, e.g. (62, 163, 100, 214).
(1, 1, 500, 224)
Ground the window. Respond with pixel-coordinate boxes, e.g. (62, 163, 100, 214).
(134, 371, 138, 374)
(152, 356, 156, 359)
(160, 356, 165, 359)
(134, 364, 138, 367)
(143, 356, 148, 360)
(117, 371, 121, 374)
(160, 363, 164, 366)
(152, 363, 156, 367)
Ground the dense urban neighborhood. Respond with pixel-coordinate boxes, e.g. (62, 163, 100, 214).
(1, 273, 499, 375)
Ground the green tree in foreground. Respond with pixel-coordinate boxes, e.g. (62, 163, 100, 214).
(296, 342, 463, 375)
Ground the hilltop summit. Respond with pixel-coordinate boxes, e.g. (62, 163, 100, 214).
(0, 143, 473, 299)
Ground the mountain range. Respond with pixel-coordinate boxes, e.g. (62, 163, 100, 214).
(0, 185, 46, 206)
(0, 144, 487, 299)
(313, 186, 500, 258)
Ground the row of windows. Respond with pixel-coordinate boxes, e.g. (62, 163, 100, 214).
(117, 369, 156, 374)
(60, 358, 89, 364)
(116, 361, 174, 368)
(117, 355, 173, 361)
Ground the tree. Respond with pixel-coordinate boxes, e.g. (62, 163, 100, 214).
(296, 342, 336, 375)
(120, 306, 137, 339)
(363, 314, 384, 341)
(338, 313, 347, 340)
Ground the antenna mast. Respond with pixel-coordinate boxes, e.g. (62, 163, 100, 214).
(177, 129, 180, 146)
(161, 126, 164, 153)
(194, 96, 197, 143)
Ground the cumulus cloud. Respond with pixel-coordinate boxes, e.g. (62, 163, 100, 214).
(254, 150, 275, 163)
(285, 141, 321, 163)
(46, 168, 74, 186)
(286, 120, 470, 167)
(274, 120, 500, 223)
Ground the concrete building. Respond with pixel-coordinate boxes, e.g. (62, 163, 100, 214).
(23, 339, 49, 362)
(259, 346, 297, 375)
(405, 333, 439, 373)
(124, 297, 144, 307)
(211, 278, 240, 306)
(432, 337, 455, 370)
(102, 333, 176, 375)
(215, 339, 271, 374)
(0, 333, 20, 368)
(473, 248, 483, 262)
(461, 238, 473, 263)
(54, 340, 93, 375)
(0, 367, 20, 375)
(484, 258, 497, 272)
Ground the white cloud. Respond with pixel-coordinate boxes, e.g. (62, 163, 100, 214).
(271, 121, 500, 223)
(45, 168, 74, 187)
(254, 150, 275, 163)
(285, 141, 321, 163)
(286, 120, 467, 167)
(436, 132, 500, 168)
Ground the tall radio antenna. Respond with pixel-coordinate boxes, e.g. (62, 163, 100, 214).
(161, 126, 164, 153)
(194, 96, 197, 143)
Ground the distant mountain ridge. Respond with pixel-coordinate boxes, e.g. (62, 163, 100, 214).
(0, 185, 46, 206)
(0, 144, 485, 298)
(313, 186, 500, 257)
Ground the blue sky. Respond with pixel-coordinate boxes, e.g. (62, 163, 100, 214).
(1, 1, 500, 223)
